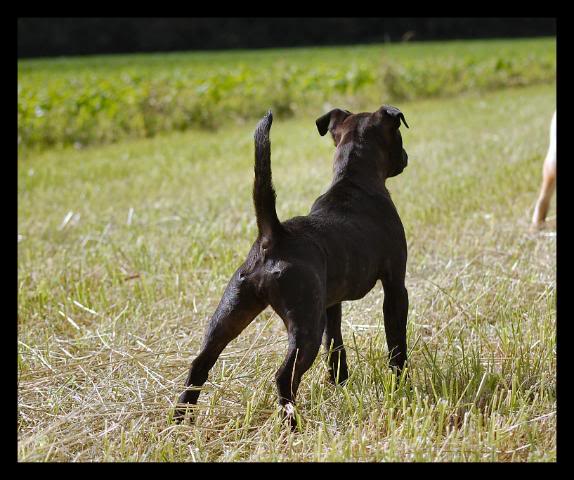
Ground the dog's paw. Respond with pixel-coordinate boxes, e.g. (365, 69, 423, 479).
(387, 365, 412, 393)
(172, 403, 196, 425)
(281, 403, 298, 432)
(327, 368, 349, 386)
(530, 221, 546, 232)
(531, 218, 556, 233)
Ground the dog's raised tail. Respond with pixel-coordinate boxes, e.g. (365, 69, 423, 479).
(253, 110, 282, 244)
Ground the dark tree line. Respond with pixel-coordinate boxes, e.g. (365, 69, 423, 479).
(18, 18, 556, 58)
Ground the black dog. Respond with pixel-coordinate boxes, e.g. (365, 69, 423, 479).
(175, 105, 410, 429)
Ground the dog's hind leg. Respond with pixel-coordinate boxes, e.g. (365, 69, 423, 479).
(271, 279, 325, 430)
(174, 270, 266, 423)
(322, 303, 349, 385)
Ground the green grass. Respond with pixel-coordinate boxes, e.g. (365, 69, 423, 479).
(18, 80, 556, 461)
(18, 38, 555, 150)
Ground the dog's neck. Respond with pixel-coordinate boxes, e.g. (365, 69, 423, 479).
(331, 140, 389, 192)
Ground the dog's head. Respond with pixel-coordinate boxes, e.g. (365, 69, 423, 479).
(316, 105, 409, 178)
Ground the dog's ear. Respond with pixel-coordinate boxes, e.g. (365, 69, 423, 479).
(316, 109, 351, 136)
(379, 105, 409, 129)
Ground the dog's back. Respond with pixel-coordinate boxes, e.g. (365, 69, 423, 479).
(248, 114, 407, 308)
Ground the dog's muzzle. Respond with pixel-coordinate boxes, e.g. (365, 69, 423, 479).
(389, 150, 408, 177)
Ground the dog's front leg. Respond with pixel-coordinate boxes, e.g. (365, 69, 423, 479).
(174, 270, 266, 423)
(532, 153, 556, 228)
(382, 281, 409, 373)
(322, 303, 349, 385)
(532, 111, 557, 229)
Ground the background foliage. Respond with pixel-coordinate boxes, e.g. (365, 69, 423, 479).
(18, 38, 556, 150)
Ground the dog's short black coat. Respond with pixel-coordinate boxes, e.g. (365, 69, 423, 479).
(174, 105, 410, 429)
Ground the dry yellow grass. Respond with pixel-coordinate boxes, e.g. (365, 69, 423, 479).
(18, 82, 555, 462)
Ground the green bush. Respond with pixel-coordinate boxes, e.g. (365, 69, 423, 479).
(17, 39, 555, 150)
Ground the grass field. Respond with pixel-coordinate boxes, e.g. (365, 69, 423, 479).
(18, 41, 556, 462)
